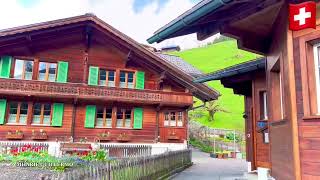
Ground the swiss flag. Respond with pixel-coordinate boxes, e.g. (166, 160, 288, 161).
(289, 1, 316, 31)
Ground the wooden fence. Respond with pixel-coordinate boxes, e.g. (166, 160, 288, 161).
(100, 144, 152, 158)
(45, 149, 192, 180)
(0, 141, 49, 154)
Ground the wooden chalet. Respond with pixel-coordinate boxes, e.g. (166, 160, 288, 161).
(0, 14, 218, 145)
(148, 0, 320, 179)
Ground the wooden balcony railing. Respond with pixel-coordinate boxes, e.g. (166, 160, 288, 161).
(0, 79, 193, 105)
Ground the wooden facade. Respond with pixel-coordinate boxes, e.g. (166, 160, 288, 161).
(213, 59, 271, 171)
(0, 14, 218, 144)
(148, 1, 320, 179)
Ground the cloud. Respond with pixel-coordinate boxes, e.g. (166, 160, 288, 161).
(0, 0, 216, 50)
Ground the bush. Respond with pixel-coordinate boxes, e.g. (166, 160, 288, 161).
(189, 138, 214, 153)
(225, 132, 241, 142)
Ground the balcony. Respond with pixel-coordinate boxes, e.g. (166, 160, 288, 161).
(0, 79, 193, 106)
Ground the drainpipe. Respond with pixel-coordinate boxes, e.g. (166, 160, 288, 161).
(155, 105, 161, 143)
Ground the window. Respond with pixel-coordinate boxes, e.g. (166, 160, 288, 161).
(314, 45, 320, 113)
(32, 103, 51, 125)
(7, 102, 28, 125)
(95, 107, 112, 128)
(177, 112, 183, 126)
(170, 112, 176, 126)
(164, 111, 184, 127)
(120, 71, 135, 89)
(259, 91, 268, 120)
(116, 108, 132, 128)
(38, 62, 57, 82)
(99, 69, 116, 87)
(164, 112, 169, 126)
(14, 59, 34, 80)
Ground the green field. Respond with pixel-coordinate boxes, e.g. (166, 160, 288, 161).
(172, 40, 259, 131)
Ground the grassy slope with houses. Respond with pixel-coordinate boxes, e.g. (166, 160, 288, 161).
(171, 40, 259, 131)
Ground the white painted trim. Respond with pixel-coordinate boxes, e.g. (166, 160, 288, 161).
(313, 44, 320, 114)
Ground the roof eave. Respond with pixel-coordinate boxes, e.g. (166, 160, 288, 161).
(194, 58, 266, 83)
(147, 0, 234, 44)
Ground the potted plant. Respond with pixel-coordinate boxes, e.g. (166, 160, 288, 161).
(117, 133, 131, 142)
(209, 151, 217, 158)
(6, 130, 24, 140)
(98, 131, 112, 141)
(222, 150, 230, 159)
(216, 152, 223, 159)
(31, 129, 48, 140)
(230, 151, 236, 158)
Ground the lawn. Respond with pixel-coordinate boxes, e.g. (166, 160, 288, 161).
(171, 40, 259, 131)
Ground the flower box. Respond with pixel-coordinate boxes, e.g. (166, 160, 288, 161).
(167, 135, 180, 140)
(6, 133, 23, 140)
(116, 134, 131, 142)
(31, 134, 48, 140)
(97, 132, 112, 142)
(60, 143, 92, 152)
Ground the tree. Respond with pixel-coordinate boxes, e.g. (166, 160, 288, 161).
(205, 101, 229, 121)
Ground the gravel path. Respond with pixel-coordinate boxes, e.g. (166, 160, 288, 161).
(172, 148, 247, 180)
(0, 163, 56, 180)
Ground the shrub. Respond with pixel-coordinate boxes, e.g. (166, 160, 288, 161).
(226, 132, 241, 142)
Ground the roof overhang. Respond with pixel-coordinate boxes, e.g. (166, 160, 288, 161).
(148, 0, 284, 55)
(195, 57, 266, 83)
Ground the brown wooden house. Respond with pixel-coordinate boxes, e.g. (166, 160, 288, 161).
(0, 14, 218, 145)
(148, 1, 320, 179)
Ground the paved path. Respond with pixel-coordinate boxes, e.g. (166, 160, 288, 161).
(172, 148, 247, 180)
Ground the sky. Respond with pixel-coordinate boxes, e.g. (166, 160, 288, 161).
(1, 0, 218, 50)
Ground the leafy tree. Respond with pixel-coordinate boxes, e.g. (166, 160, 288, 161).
(205, 101, 229, 122)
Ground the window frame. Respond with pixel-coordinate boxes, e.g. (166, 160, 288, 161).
(12, 58, 34, 80)
(95, 106, 113, 128)
(163, 111, 184, 127)
(31, 103, 52, 126)
(98, 69, 116, 87)
(116, 107, 133, 128)
(259, 90, 268, 121)
(314, 44, 320, 113)
(119, 70, 136, 89)
(38, 61, 58, 82)
(6, 101, 28, 125)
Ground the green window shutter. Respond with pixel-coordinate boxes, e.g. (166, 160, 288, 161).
(135, 71, 145, 89)
(56, 61, 69, 83)
(88, 66, 99, 85)
(133, 107, 143, 129)
(0, 99, 7, 125)
(85, 105, 96, 128)
(51, 103, 64, 127)
(0, 56, 12, 78)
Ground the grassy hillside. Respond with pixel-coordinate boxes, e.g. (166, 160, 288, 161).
(171, 40, 259, 131)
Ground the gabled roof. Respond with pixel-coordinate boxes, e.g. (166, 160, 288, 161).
(157, 53, 203, 78)
(195, 57, 266, 83)
(0, 13, 219, 101)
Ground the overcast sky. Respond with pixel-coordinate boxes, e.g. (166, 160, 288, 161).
(0, 0, 217, 50)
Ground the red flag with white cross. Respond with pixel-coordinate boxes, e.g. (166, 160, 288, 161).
(289, 1, 316, 31)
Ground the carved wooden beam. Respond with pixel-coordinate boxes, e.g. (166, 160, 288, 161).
(85, 26, 92, 53)
(126, 50, 132, 63)
(159, 71, 166, 83)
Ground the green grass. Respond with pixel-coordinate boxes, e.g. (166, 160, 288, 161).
(171, 40, 259, 131)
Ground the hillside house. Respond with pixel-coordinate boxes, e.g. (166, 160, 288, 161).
(0, 14, 218, 149)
